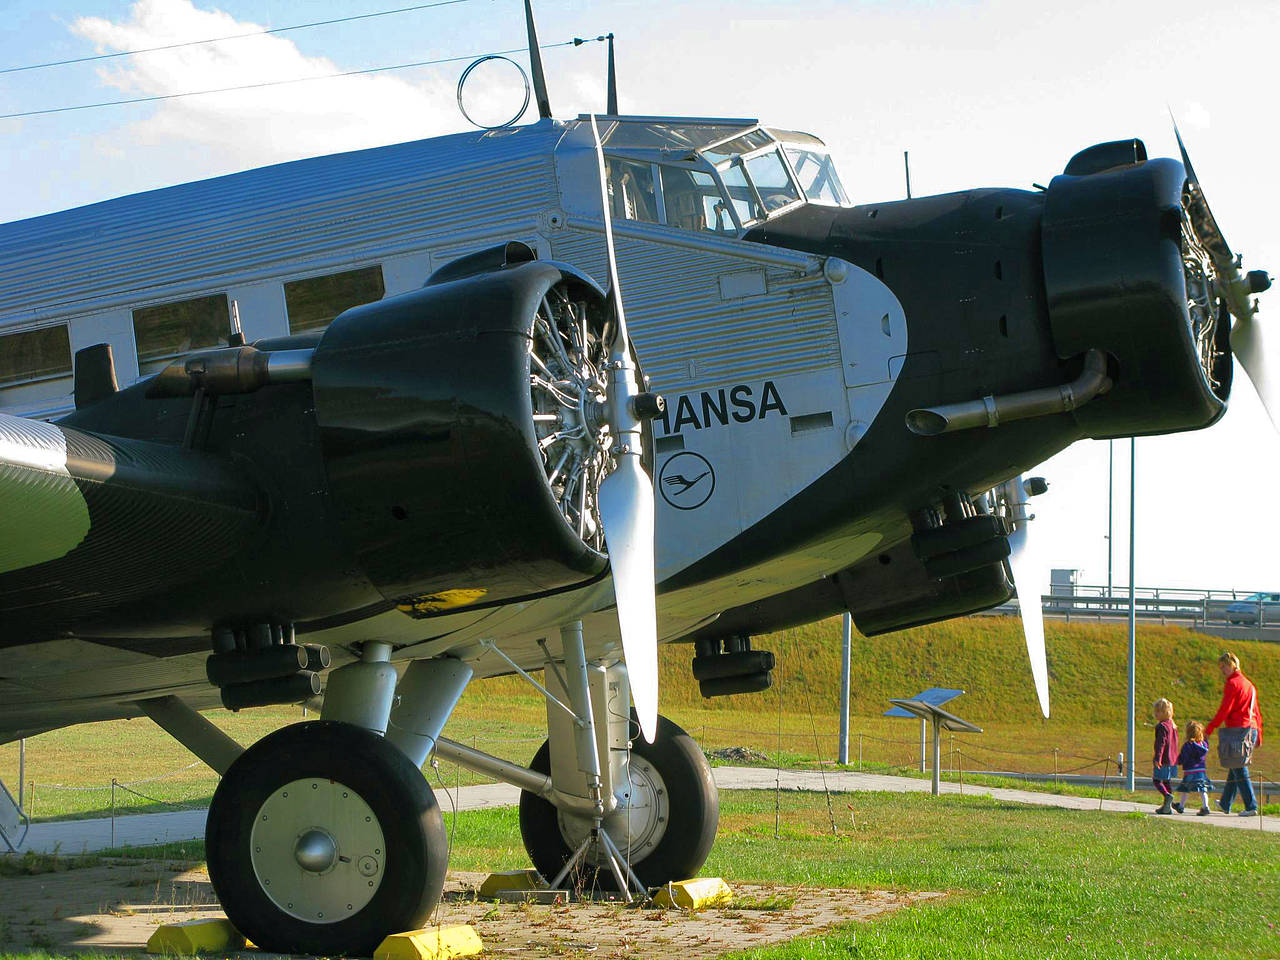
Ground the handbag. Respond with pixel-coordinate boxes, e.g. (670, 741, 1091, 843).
(1218, 727, 1255, 770)
(1153, 764, 1179, 780)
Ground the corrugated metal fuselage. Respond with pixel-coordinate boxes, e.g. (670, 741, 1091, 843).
(0, 119, 916, 736)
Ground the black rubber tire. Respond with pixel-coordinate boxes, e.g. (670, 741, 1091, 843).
(518, 713, 718, 889)
(206, 721, 447, 956)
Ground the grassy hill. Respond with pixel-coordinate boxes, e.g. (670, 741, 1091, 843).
(650, 616, 1280, 730)
(469, 615, 1278, 782)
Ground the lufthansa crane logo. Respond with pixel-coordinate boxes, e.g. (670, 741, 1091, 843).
(658, 451, 716, 511)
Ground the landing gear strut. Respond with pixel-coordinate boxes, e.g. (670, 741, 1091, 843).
(519, 712, 718, 890)
(509, 621, 717, 894)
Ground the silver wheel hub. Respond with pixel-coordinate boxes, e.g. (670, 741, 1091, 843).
(557, 754, 670, 866)
(294, 829, 337, 872)
(250, 779, 386, 923)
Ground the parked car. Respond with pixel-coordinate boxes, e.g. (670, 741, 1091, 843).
(1226, 592, 1280, 625)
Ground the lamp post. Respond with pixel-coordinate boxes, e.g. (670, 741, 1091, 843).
(1107, 440, 1114, 604)
(838, 613, 851, 764)
(1126, 437, 1136, 792)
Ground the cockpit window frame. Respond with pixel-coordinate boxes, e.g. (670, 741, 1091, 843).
(594, 118, 847, 235)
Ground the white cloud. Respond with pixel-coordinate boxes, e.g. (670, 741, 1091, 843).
(70, 0, 460, 174)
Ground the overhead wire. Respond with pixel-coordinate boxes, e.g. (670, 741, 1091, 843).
(0, 0, 482, 76)
(0, 37, 604, 121)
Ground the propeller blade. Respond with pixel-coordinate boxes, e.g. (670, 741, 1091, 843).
(589, 113, 659, 742)
(598, 457, 658, 742)
(1174, 121, 1276, 430)
(1232, 311, 1279, 431)
(1007, 523, 1051, 719)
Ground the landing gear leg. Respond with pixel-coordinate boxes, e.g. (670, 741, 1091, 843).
(518, 624, 719, 893)
(205, 644, 456, 956)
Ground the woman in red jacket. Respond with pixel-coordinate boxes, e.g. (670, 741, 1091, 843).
(1205, 652, 1264, 816)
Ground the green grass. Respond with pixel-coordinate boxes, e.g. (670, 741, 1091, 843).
(0, 850, 101, 878)
(711, 790, 1278, 959)
(5, 790, 1274, 960)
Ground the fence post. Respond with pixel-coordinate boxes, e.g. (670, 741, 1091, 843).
(1053, 748, 1059, 786)
(110, 778, 117, 848)
(858, 733, 863, 771)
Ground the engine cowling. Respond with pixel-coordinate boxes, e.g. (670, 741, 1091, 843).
(311, 244, 614, 616)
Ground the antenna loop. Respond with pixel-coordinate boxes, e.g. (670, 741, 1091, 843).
(456, 54, 531, 130)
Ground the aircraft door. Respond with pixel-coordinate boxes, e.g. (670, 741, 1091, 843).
(825, 258, 909, 444)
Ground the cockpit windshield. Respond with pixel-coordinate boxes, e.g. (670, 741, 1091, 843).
(771, 128, 848, 206)
(593, 117, 850, 234)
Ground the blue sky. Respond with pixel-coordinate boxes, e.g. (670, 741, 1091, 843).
(1, 0, 1277, 591)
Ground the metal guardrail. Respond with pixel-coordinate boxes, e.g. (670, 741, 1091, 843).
(985, 585, 1280, 633)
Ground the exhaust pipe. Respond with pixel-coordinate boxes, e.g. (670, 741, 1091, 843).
(906, 349, 1111, 436)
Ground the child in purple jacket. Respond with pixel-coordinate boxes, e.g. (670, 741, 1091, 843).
(1152, 698, 1179, 815)
(1172, 720, 1214, 816)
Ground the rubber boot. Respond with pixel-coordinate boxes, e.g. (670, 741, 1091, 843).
(1155, 795, 1174, 815)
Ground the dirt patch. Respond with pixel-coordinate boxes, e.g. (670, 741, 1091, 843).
(0, 862, 940, 957)
(706, 746, 774, 765)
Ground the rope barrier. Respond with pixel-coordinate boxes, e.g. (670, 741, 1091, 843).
(113, 782, 205, 810)
(9, 726, 1271, 834)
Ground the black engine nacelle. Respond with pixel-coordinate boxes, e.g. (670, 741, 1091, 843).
(311, 243, 612, 616)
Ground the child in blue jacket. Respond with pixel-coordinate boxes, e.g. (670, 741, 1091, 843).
(1172, 720, 1214, 816)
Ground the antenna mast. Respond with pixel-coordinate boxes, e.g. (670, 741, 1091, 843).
(524, 0, 552, 119)
(606, 33, 617, 114)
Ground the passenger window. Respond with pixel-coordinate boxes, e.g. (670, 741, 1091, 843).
(605, 159, 659, 224)
(744, 149, 800, 213)
(285, 265, 385, 334)
(660, 168, 733, 234)
(133, 294, 229, 373)
(0, 324, 72, 386)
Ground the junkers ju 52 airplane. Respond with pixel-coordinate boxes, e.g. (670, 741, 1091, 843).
(0, 7, 1275, 953)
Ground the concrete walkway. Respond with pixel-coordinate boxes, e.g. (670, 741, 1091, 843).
(9, 766, 1273, 854)
(717, 767, 1277, 833)
(13, 781, 524, 855)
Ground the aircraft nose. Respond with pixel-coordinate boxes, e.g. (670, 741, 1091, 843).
(1040, 152, 1230, 438)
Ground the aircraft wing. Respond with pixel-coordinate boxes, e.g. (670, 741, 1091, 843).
(0, 410, 264, 632)
(0, 409, 269, 740)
